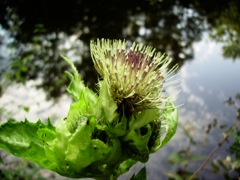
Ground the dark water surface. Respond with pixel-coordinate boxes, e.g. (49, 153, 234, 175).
(0, 0, 240, 179)
(147, 34, 240, 179)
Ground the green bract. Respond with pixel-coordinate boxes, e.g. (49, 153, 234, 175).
(0, 39, 178, 179)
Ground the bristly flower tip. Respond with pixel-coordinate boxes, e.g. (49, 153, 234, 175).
(90, 39, 178, 113)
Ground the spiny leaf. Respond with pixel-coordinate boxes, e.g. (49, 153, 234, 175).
(62, 55, 97, 103)
(153, 101, 178, 150)
(129, 108, 160, 129)
(0, 119, 58, 170)
(160, 101, 178, 148)
(98, 80, 119, 124)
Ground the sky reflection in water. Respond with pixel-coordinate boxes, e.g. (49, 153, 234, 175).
(147, 33, 240, 179)
(0, 33, 240, 179)
(0, 0, 240, 179)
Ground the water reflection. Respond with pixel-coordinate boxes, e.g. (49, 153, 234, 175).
(208, 1, 240, 60)
(1, 0, 239, 99)
(146, 34, 240, 179)
(0, 80, 71, 123)
(0, 0, 210, 98)
(1, 0, 240, 179)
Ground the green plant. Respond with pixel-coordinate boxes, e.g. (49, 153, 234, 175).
(0, 39, 178, 179)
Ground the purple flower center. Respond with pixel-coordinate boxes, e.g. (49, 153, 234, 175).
(127, 51, 143, 64)
(126, 50, 149, 71)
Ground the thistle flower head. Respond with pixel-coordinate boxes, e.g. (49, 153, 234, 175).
(90, 39, 177, 113)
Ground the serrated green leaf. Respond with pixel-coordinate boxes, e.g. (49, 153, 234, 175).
(118, 159, 137, 175)
(62, 55, 100, 133)
(98, 80, 119, 124)
(62, 55, 97, 104)
(65, 117, 108, 170)
(123, 124, 152, 153)
(66, 92, 99, 133)
(153, 101, 178, 150)
(50, 118, 121, 178)
(0, 119, 58, 171)
(129, 108, 160, 129)
(160, 101, 178, 148)
(108, 113, 127, 136)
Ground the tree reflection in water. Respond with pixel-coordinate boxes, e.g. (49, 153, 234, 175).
(1, 0, 239, 98)
(0, 0, 240, 179)
(0, 0, 206, 98)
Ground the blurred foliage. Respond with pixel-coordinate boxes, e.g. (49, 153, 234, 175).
(209, 1, 240, 60)
(0, 155, 45, 180)
(165, 94, 240, 179)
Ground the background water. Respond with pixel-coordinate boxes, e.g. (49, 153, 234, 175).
(0, 0, 240, 179)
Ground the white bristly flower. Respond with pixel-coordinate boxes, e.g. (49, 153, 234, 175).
(90, 39, 178, 113)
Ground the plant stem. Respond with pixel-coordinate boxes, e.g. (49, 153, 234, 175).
(188, 126, 233, 180)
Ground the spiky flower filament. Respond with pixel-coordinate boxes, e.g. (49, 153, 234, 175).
(90, 39, 177, 112)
